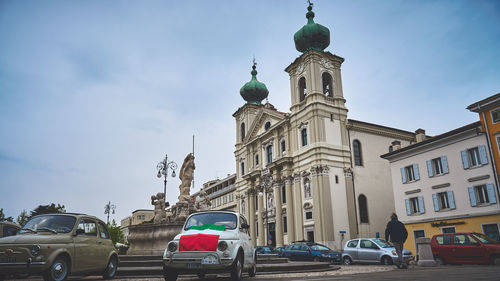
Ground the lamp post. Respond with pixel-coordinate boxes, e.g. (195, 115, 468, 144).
(258, 174, 273, 247)
(156, 154, 178, 202)
(104, 201, 116, 225)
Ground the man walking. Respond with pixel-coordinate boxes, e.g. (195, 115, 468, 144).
(385, 213, 408, 269)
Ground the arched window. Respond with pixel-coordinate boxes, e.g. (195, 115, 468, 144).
(304, 178, 311, 198)
(358, 194, 369, 223)
(301, 128, 308, 146)
(353, 140, 363, 166)
(265, 121, 271, 130)
(266, 145, 273, 164)
(322, 72, 333, 97)
(298, 77, 307, 102)
(240, 122, 245, 141)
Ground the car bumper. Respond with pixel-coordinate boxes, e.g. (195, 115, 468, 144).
(164, 251, 234, 273)
(0, 261, 47, 274)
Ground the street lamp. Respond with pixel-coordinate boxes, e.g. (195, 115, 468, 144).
(104, 201, 116, 225)
(156, 154, 178, 204)
(258, 175, 273, 247)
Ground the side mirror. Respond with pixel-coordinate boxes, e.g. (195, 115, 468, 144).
(241, 223, 250, 229)
(75, 229, 85, 236)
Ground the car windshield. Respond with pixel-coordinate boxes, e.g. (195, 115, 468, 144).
(473, 233, 500, 244)
(310, 244, 331, 251)
(20, 215, 76, 234)
(184, 213, 237, 230)
(373, 238, 392, 248)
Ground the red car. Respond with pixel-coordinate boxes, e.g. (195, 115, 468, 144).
(431, 232, 500, 265)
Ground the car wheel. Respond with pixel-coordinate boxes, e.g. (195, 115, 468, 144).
(230, 253, 243, 281)
(248, 260, 257, 277)
(197, 272, 205, 279)
(343, 256, 352, 265)
(491, 255, 500, 265)
(434, 256, 445, 266)
(381, 256, 393, 265)
(103, 256, 118, 279)
(163, 265, 178, 281)
(43, 257, 69, 281)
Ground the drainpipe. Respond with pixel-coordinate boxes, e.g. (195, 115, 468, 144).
(480, 110, 500, 197)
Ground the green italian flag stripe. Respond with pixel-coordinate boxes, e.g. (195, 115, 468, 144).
(189, 224, 226, 231)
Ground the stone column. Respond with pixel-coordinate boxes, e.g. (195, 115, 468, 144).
(311, 167, 324, 243)
(247, 190, 256, 243)
(416, 238, 437, 267)
(273, 180, 284, 247)
(257, 191, 265, 246)
(293, 174, 304, 241)
(284, 175, 295, 243)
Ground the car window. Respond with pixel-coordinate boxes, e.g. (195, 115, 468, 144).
(473, 233, 500, 244)
(21, 215, 76, 234)
(310, 244, 330, 251)
(300, 245, 309, 251)
(3, 226, 18, 237)
(454, 234, 477, 245)
(373, 238, 392, 248)
(239, 216, 249, 234)
(347, 240, 358, 248)
(77, 219, 97, 236)
(291, 244, 302, 250)
(436, 235, 451, 245)
(184, 213, 237, 230)
(97, 222, 110, 239)
(360, 240, 376, 249)
(285, 244, 293, 250)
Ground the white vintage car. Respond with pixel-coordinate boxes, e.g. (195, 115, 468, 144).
(163, 211, 256, 281)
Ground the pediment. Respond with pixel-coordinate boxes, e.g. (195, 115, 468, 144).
(244, 107, 286, 143)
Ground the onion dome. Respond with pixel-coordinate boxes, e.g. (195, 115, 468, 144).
(240, 62, 269, 105)
(294, 3, 330, 53)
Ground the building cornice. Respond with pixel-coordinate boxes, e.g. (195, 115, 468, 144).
(347, 119, 416, 141)
(402, 210, 500, 225)
(467, 93, 500, 112)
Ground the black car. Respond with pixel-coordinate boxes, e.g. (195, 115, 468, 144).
(281, 242, 341, 263)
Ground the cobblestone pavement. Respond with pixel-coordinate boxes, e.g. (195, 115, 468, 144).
(6, 265, 500, 281)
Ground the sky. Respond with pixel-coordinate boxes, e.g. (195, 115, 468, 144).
(1, 0, 499, 225)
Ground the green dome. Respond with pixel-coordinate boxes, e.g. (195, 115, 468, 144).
(240, 63, 269, 105)
(294, 4, 330, 53)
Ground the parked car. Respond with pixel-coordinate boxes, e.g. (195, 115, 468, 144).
(273, 246, 286, 256)
(342, 238, 413, 265)
(255, 246, 272, 254)
(281, 241, 341, 264)
(0, 213, 118, 281)
(0, 222, 21, 238)
(431, 232, 500, 265)
(163, 211, 256, 281)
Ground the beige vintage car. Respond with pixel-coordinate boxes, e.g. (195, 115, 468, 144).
(0, 213, 118, 281)
(0, 222, 21, 238)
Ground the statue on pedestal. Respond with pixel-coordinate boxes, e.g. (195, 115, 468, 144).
(196, 190, 212, 211)
(151, 192, 167, 223)
(178, 153, 195, 203)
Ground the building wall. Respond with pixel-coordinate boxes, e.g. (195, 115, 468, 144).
(478, 107, 500, 181)
(131, 210, 154, 225)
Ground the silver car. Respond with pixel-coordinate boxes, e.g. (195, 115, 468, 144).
(342, 238, 413, 265)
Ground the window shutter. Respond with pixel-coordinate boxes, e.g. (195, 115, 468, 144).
(401, 167, 407, 183)
(479, 145, 488, 164)
(441, 156, 449, 174)
(447, 191, 456, 209)
(487, 183, 497, 204)
(405, 199, 411, 215)
(427, 160, 434, 177)
(413, 164, 420, 180)
(468, 186, 477, 207)
(432, 194, 440, 211)
(461, 150, 470, 169)
(418, 196, 425, 214)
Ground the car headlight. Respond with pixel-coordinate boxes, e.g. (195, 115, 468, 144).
(31, 244, 41, 256)
(218, 241, 228, 251)
(391, 250, 397, 256)
(167, 242, 178, 252)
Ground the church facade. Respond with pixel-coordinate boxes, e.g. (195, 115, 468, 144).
(233, 4, 418, 250)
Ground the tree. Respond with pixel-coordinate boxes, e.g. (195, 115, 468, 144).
(17, 210, 29, 226)
(29, 204, 66, 219)
(0, 208, 14, 222)
(108, 220, 125, 245)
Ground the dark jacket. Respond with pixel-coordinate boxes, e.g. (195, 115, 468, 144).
(385, 218, 408, 243)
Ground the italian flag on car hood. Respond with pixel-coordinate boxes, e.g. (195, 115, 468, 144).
(178, 224, 226, 252)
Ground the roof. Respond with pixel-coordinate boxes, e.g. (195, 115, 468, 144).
(381, 121, 481, 159)
(467, 93, 500, 112)
(348, 119, 417, 136)
(132, 209, 154, 213)
(31, 213, 105, 223)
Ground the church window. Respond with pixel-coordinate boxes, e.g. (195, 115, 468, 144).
(241, 122, 245, 141)
(301, 128, 308, 146)
(353, 140, 363, 166)
(322, 72, 333, 97)
(255, 154, 259, 166)
(358, 194, 369, 223)
(298, 77, 307, 102)
(267, 145, 273, 164)
(281, 140, 286, 153)
(241, 161, 245, 176)
(265, 121, 271, 130)
(305, 211, 313, 220)
(282, 185, 286, 204)
(304, 178, 311, 199)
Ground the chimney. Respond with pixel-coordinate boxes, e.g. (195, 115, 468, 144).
(391, 140, 401, 151)
(415, 128, 426, 143)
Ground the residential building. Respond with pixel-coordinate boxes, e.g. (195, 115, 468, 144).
(233, 3, 420, 249)
(194, 174, 237, 211)
(120, 209, 155, 242)
(381, 122, 500, 254)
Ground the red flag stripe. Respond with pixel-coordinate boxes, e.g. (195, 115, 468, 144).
(179, 233, 220, 252)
